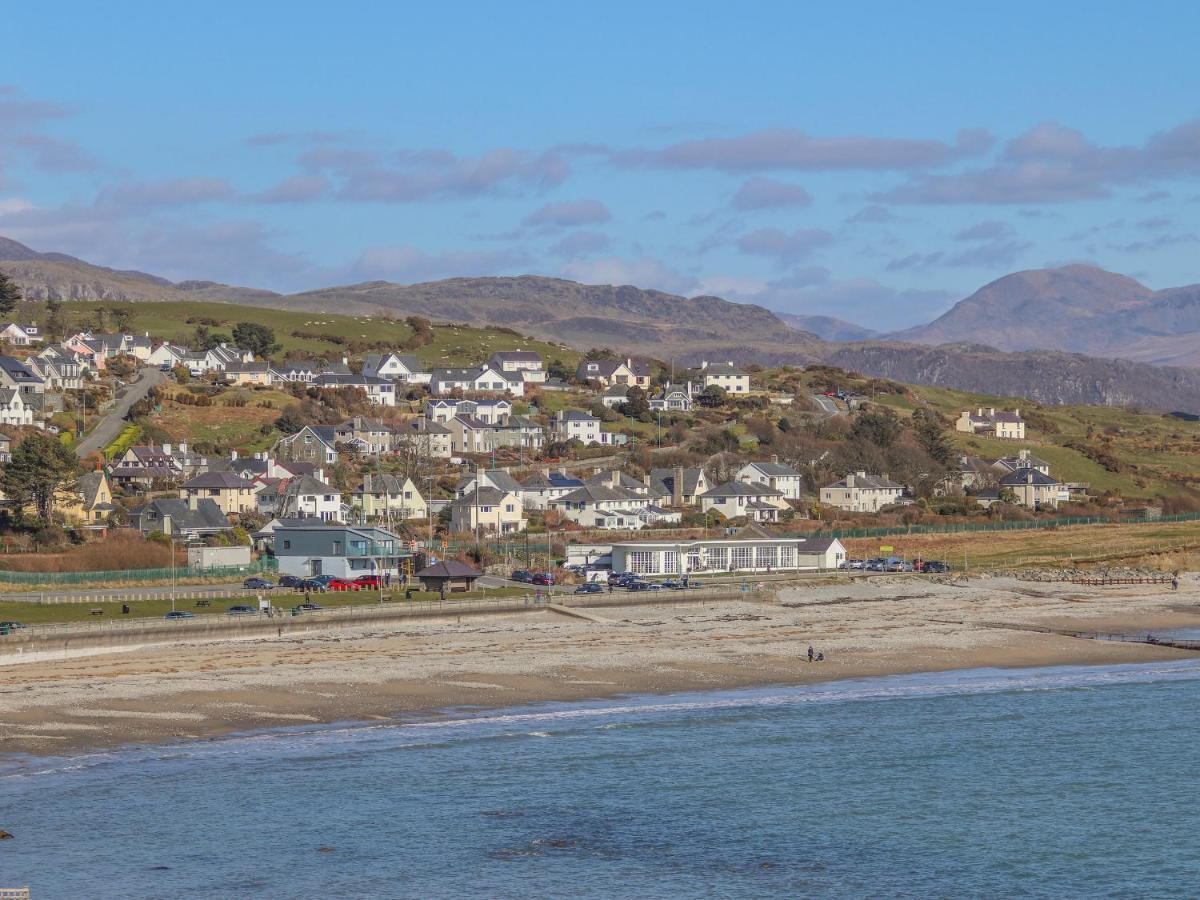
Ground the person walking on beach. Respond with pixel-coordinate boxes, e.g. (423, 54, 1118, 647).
(1172, 574, 1180, 590)
(808, 645, 814, 663)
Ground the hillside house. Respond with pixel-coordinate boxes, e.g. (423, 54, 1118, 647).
(333, 416, 393, 455)
(575, 357, 652, 389)
(955, 407, 1026, 440)
(820, 472, 904, 512)
(649, 382, 695, 412)
(350, 473, 427, 522)
(449, 486, 526, 534)
(488, 350, 546, 383)
(700, 482, 789, 523)
(0, 323, 40, 346)
(998, 467, 1064, 510)
(519, 470, 585, 510)
(737, 459, 805, 500)
(315, 372, 396, 406)
(129, 497, 233, 540)
(277, 475, 343, 522)
(992, 450, 1051, 476)
(551, 409, 601, 445)
(179, 472, 259, 516)
(273, 425, 339, 467)
(224, 361, 274, 386)
(548, 483, 652, 530)
(396, 418, 453, 459)
(648, 466, 709, 507)
(698, 361, 750, 394)
(430, 364, 525, 397)
(362, 352, 430, 384)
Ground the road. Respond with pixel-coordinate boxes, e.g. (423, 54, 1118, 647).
(74, 367, 166, 458)
(811, 393, 843, 417)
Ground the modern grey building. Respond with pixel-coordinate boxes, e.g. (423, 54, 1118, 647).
(272, 523, 413, 579)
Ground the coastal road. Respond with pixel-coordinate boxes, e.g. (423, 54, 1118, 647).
(811, 393, 843, 417)
(74, 367, 166, 458)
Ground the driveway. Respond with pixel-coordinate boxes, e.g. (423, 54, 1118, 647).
(811, 393, 843, 417)
(75, 367, 167, 458)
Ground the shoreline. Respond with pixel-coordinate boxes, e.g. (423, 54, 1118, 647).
(2, 576, 1198, 759)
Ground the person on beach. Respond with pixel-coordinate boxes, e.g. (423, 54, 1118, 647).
(1172, 574, 1180, 590)
(808, 645, 814, 662)
(816, 652, 824, 662)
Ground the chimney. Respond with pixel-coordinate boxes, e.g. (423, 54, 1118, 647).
(673, 466, 684, 507)
(162, 443, 171, 456)
(1026, 472, 1033, 485)
(882, 472, 889, 482)
(771, 454, 779, 464)
(609, 470, 620, 489)
(230, 449, 238, 461)
(977, 407, 984, 416)
(846, 474, 855, 488)
(179, 442, 188, 455)
(643, 472, 651, 487)
(187, 493, 199, 511)
(1019, 449, 1028, 461)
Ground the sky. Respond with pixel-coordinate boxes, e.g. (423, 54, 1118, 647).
(2, 0, 1200, 330)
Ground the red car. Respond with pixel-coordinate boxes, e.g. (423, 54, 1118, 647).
(326, 577, 357, 591)
(353, 575, 383, 589)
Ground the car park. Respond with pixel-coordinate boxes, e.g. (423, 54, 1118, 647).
(510, 569, 535, 583)
(353, 574, 383, 589)
(573, 583, 604, 594)
(243, 577, 275, 589)
(163, 610, 195, 620)
(841, 558, 865, 570)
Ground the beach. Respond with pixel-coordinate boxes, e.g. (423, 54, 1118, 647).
(3, 575, 1198, 758)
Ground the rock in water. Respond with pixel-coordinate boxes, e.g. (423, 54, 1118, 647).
(0, 829, 14, 839)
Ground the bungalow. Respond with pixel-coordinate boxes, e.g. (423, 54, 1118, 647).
(737, 459, 806, 501)
(272, 360, 325, 384)
(698, 361, 750, 394)
(575, 357, 652, 389)
(429, 364, 525, 397)
(820, 472, 904, 513)
(224, 361, 274, 386)
(609, 524, 846, 575)
(599, 384, 630, 409)
(551, 409, 601, 445)
(350, 472, 427, 522)
(272, 425, 339, 467)
(148, 342, 189, 368)
(956, 407, 1025, 440)
(639, 505, 682, 526)
(129, 497, 233, 540)
(315, 372, 397, 406)
(272, 523, 412, 580)
(649, 382, 696, 412)
(178, 471, 259, 515)
(700, 482, 789, 523)
(362, 352, 430, 384)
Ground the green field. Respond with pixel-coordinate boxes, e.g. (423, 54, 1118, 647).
(0, 585, 531, 627)
(17, 298, 581, 368)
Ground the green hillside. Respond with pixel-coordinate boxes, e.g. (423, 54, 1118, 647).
(13, 299, 581, 368)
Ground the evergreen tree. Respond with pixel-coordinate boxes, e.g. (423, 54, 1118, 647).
(2, 433, 80, 523)
(0, 272, 21, 316)
(232, 321, 281, 358)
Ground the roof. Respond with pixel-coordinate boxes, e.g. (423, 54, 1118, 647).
(650, 467, 705, 496)
(701, 361, 747, 376)
(451, 486, 509, 507)
(826, 473, 903, 491)
(554, 484, 646, 504)
(490, 350, 543, 362)
(576, 358, 652, 378)
(354, 473, 415, 494)
(584, 471, 646, 492)
(521, 471, 584, 490)
(557, 409, 598, 422)
(457, 470, 523, 494)
(336, 416, 391, 433)
(998, 467, 1061, 487)
(415, 560, 481, 579)
(77, 471, 108, 507)
(133, 497, 232, 531)
(181, 471, 257, 490)
(283, 474, 336, 496)
(702, 481, 784, 499)
(743, 461, 802, 478)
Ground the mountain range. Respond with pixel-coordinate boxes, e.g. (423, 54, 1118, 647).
(3, 235, 1200, 412)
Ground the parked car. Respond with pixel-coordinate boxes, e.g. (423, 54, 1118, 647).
(661, 578, 683, 589)
(309, 574, 336, 586)
(841, 558, 866, 570)
(243, 577, 275, 589)
(163, 610, 195, 620)
(625, 581, 661, 592)
(574, 583, 604, 594)
(227, 605, 258, 616)
(326, 577, 356, 591)
(0, 620, 28, 629)
(353, 574, 383, 589)
(532, 573, 556, 586)
(510, 569, 535, 583)
(297, 578, 329, 592)
(279, 574, 305, 588)
(921, 560, 950, 574)
(296, 602, 324, 611)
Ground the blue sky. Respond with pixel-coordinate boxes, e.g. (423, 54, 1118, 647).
(2, 0, 1199, 329)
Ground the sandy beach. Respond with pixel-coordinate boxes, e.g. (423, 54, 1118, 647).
(3, 575, 1199, 758)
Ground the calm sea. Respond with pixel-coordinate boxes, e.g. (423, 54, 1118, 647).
(4, 661, 1200, 898)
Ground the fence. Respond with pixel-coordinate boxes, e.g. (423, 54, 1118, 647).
(0, 557, 277, 586)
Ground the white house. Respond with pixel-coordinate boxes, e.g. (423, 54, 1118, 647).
(548, 483, 651, 530)
(429, 364, 525, 397)
(737, 459, 806, 501)
(820, 472, 904, 512)
(519, 470, 586, 510)
(551, 409, 601, 445)
(699, 361, 750, 394)
(488, 350, 545, 383)
(315, 372, 397, 406)
(362, 352, 431, 384)
(700, 481, 789, 523)
(277, 475, 343, 522)
(0, 323, 40, 346)
(0, 388, 33, 426)
(148, 342, 189, 368)
(649, 382, 696, 412)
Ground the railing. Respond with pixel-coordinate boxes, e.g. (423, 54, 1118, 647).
(345, 543, 400, 558)
(0, 558, 277, 586)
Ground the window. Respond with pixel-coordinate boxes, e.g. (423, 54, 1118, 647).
(505, 504, 514, 512)
(282, 540, 291, 550)
(732, 546, 753, 570)
(628, 551, 656, 574)
(663, 551, 679, 574)
(756, 546, 777, 569)
(333, 541, 342, 554)
(779, 545, 795, 568)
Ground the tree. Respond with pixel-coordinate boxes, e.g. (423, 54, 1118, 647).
(911, 407, 954, 465)
(2, 433, 80, 523)
(696, 384, 727, 408)
(0, 271, 21, 316)
(850, 408, 901, 449)
(44, 297, 66, 341)
(232, 321, 281, 358)
(111, 307, 135, 332)
(618, 385, 651, 419)
(193, 324, 230, 350)
(273, 404, 308, 434)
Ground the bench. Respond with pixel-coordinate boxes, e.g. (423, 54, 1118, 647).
(90, 607, 104, 616)
(195, 599, 210, 608)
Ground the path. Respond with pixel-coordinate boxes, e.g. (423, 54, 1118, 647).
(74, 367, 166, 458)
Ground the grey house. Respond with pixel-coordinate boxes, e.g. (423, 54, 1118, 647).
(272, 523, 413, 579)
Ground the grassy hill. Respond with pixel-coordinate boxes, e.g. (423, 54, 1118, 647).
(14, 299, 581, 369)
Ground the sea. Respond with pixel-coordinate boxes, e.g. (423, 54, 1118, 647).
(4, 660, 1200, 898)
